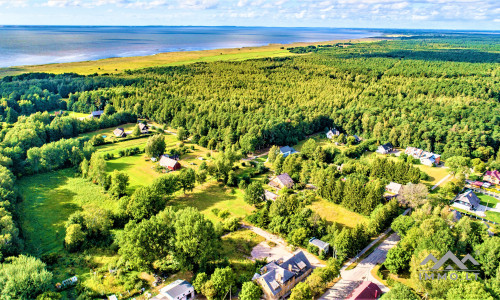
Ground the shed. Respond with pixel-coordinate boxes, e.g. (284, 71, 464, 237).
(309, 237, 330, 254)
(90, 110, 104, 118)
(159, 155, 181, 171)
(155, 280, 195, 300)
(385, 182, 402, 195)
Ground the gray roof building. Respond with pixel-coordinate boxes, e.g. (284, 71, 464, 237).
(90, 110, 104, 118)
(309, 238, 330, 253)
(455, 190, 480, 209)
(256, 251, 313, 299)
(152, 280, 194, 300)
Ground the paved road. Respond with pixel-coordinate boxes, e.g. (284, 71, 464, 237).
(242, 225, 325, 268)
(319, 233, 400, 299)
(431, 174, 452, 190)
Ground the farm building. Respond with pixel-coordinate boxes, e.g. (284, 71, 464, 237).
(152, 280, 195, 300)
(484, 170, 500, 185)
(269, 173, 294, 189)
(159, 155, 181, 171)
(376, 143, 393, 154)
(264, 190, 279, 201)
(113, 127, 126, 138)
(254, 251, 313, 300)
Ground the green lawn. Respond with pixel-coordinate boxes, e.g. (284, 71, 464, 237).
(477, 193, 500, 208)
(171, 182, 254, 222)
(17, 168, 117, 255)
(485, 211, 500, 223)
(309, 197, 368, 229)
(106, 154, 162, 191)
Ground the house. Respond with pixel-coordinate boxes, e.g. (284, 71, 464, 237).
(484, 170, 500, 185)
(347, 281, 383, 300)
(279, 146, 297, 158)
(113, 127, 126, 138)
(376, 143, 393, 154)
(309, 238, 329, 254)
(405, 147, 441, 166)
(269, 173, 294, 189)
(352, 135, 361, 143)
(265, 190, 279, 201)
(420, 151, 441, 166)
(108, 296, 118, 300)
(326, 128, 340, 139)
(90, 110, 104, 118)
(139, 123, 149, 134)
(152, 280, 195, 300)
(385, 182, 402, 195)
(159, 155, 181, 171)
(255, 251, 313, 300)
(455, 190, 480, 210)
(53, 110, 64, 116)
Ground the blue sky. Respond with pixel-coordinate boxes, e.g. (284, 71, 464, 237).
(0, 0, 499, 30)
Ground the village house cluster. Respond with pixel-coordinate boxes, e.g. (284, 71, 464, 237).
(404, 147, 441, 166)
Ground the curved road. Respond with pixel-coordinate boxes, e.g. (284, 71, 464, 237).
(319, 233, 400, 299)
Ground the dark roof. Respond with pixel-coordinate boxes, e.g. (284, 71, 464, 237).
(457, 190, 480, 208)
(348, 281, 382, 300)
(91, 110, 104, 116)
(279, 146, 297, 157)
(160, 280, 193, 298)
(139, 123, 148, 131)
(259, 251, 312, 296)
(380, 143, 393, 151)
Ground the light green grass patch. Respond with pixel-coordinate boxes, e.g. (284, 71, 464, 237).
(17, 168, 116, 255)
(171, 182, 254, 222)
(79, 123, 140, 141)
(309, 197, 368, 229)
(477, 193, 500, 208)
(106, 154, 162, 190)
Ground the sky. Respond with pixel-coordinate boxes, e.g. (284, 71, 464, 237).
(0, 0, 499, 30)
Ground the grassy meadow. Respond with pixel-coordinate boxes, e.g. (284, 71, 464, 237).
(309, 197, 369, 229)
(17, 168, 118, 256)
(171, 182, 254, 223)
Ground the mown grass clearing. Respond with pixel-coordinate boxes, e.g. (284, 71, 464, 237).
(78, 123, 142, 141)
(171, 182, 254, 222)
(477, 193, 500, 208)
(309, 197, 368, 229)
(17, 168, 117, 256)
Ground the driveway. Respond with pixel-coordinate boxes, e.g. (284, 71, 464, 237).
(319, 233, 400, 299)
(243, 225, 325, 267)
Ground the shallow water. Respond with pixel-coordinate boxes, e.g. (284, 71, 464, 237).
(0, 26, 380, 67)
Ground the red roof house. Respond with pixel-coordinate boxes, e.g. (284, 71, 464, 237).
(484, 170, 500, 185)
(347, 281, 382, 300)
(159, 155, 181, 171)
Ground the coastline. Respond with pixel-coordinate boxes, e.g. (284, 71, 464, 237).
(0, 37, 384, 77)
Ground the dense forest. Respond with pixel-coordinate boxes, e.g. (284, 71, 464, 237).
(53, 34, 500, 160)
(1, 33, 500, 299)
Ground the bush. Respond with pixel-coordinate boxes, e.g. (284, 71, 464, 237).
(218, 209, 230, 219)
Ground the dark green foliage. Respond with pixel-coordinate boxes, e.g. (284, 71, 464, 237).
(244, 181, 264, 205)
(380, 283, 419, 300)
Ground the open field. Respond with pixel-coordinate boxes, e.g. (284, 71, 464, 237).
(171, 182, 254, 223)
(48, 110, 89, 118)
(17, 168, 117, 256)
(0, 38, 379, 77)
(477, 193, 500, 208)
(309, 197, 368, 229)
